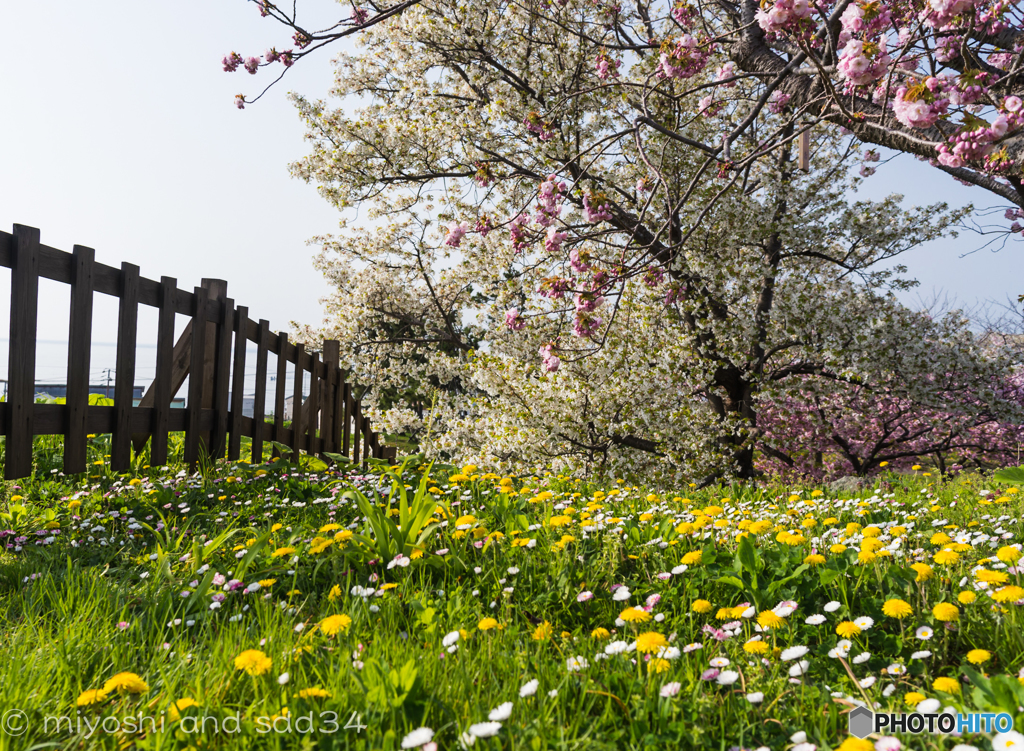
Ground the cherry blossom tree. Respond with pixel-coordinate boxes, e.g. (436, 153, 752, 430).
(756, 372, 1024, 478)
(226, 0, 1024, 217)
(229, 0, 1024, 479)
(289, 122, 1020, 480)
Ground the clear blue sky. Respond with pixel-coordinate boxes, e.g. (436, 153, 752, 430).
(0, 1, 1019, 391)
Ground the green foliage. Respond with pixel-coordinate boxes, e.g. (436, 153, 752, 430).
(994, 466, 1024, 484)
(0, 453, 1022, 749)
(345, 460, 448, 563)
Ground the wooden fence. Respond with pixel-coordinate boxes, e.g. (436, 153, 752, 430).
(0, 224, 395, 480)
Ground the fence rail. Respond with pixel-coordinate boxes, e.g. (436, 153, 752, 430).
(0, 224, 394, 480)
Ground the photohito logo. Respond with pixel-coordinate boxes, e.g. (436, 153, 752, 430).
(848, 706, 1014, 738)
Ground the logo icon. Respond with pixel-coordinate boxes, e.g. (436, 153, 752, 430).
(848, 706, 873, 739)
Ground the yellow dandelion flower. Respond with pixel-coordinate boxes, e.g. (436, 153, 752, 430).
(478, 618, 499, 631)
(744, 640, 769, 654)
(308, 537, 334, 555)
(977, 569, 1009, 584)
(881, 599, 913, 619)
(957, 591, 977, 604)
(861, 538, 884, 552)
(168, 698, 198, 722)
(997, 546, 1022, 564)
(234, 650, 272, 677)
(319, 614, 352, 636)
(647, 658, 671, 674)
(102, 672, 149, 694)
(532, 621, 553, 640)
(836, 621, 861, 638)
(966, 649, 991, 665)
(621, 607, 652, 624)
(932, 603, 959, 622)
(910, 563, 933, 582)
(634, 632, 668, 654)
(76, 689, 109, 706)
(992, 585, 1024, 603)
(298, 687, 332, 699)
(804, 554, 826, 565)
(691, 599, 713, 614)
(591, 627, 611, 640)
(715, 607, 735, 620)
(271, 547, 296, 558)
(757, 610, 785, 629)
(932, 677, 960, 694)
(903, 692, 926, 707)
(933, 549, 960, 565)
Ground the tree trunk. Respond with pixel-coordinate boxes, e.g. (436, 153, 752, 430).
(708, 363, 759, 478)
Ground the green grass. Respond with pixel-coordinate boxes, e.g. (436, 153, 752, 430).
(0, 444, 1022, 750)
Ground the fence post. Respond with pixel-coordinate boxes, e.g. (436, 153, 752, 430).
(274, 332, 288, 449)
(342, 382, 352, 461)
(250, 319, 271, 464)
(321, 341, 339, 455)
(111, 263, 140, 471)
(291, 343, 306, 457)
(184, 286, 209, 468)
(5, 225, 40, 480)
(308, 352, 321, 455)
(210, 296, 234, 459)
(228, 307, 248, 461)
(150, 277, 177, 466)
(352, 399, 362, 466)
(64, 245, 95, 475)
(199, 279, 227, 455)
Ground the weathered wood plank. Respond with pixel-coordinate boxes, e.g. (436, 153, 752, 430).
(274, 332, 288, 449)
(5, 225, 40, 480)
(291, 343, 306, 456)
(228, 307, 248, 461)
(250, 319, 271, 464)
(149, 277, 177, 466)
(184, 286, 208, 467)
(111, 263, 140, 471)
(210, 296, 234, 459)
(64, 245, 95, 474)
(321, 341, 339, 454)
(307, 351, 321, 455)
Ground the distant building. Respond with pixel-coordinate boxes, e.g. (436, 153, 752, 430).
(227, 393, 257, 419)
(282, 394, 313, 421)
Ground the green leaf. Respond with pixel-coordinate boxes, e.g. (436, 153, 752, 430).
(736, 534, 759, 591)
(993, 467, 1024, 483)
(233, 530, 273, 582)
(269, 441, 295, 460)
(716, 575, 746, 590)
(767, 563, 810, 596)
(818, 568, 843, 586)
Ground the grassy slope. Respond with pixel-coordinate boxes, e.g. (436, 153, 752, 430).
(0, 451, 1022, 751)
